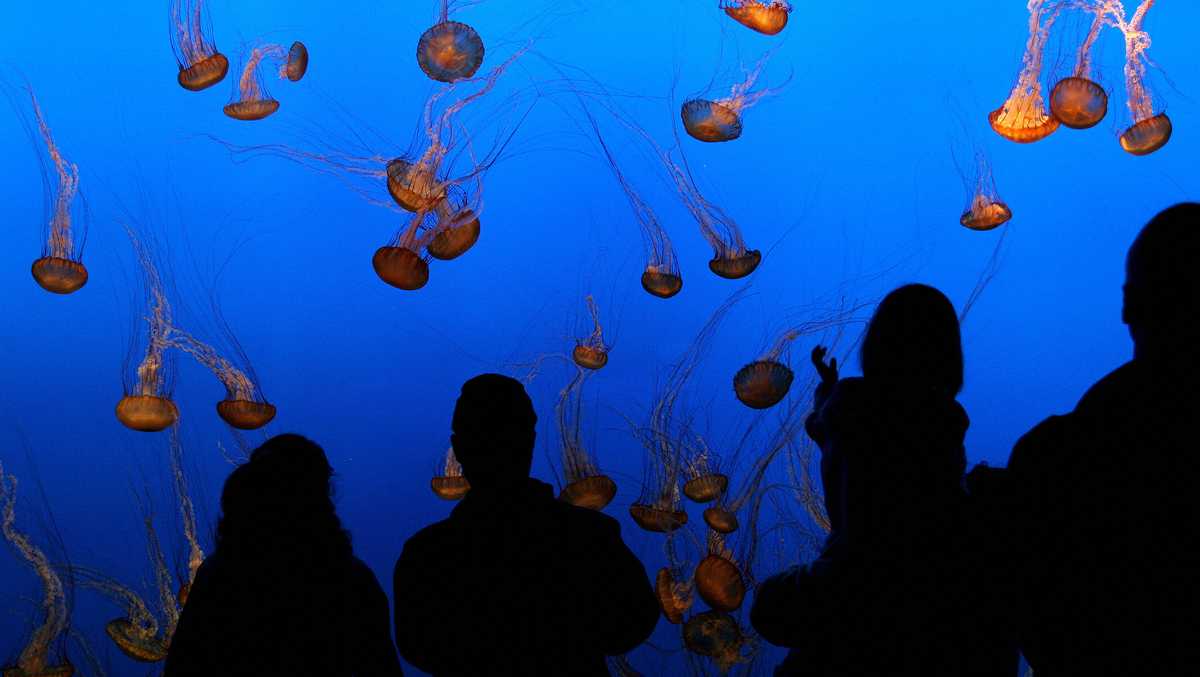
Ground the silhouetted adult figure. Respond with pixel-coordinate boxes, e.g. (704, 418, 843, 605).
(165, 434, 403, 676)
(1005, 203, 1200, 676)
(393, 374, 659, 676)
(751, 284, 1018, 676)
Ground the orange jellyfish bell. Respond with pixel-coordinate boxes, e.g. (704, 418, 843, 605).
(216, 399, 276, 430)
(417, 21, 485, 83)
(641, 269, 683, 299)
(30, 257, 88, 294)
(703, 506, 739, 534)
(116, 395, 180, 433)
(722, 1, 791, 35)
(560, 475, 617, 511)
(683, 474, 728, 503)
(656, 568, 691, 624)
(105, 619, 168, 663)
(708, 250, 761, 280)
(373, 246, 430, 290)
(178, 52, 229, 91)
(1120, 113, 1172, 156)
(572, 345, 608, 370)
(1050, 76, 1108, 129)
(681, 99, 742, 143)
(285, 41, 309, 82)
(733, 360, 794, 409)
(682, 610, 744, 669)
(629, 504, 688, 533)
(386, 158, 445, 213)
(223, 99, 280, 121)
(694, 554, 746, 612)
(427, 209, 480, 261)
(960, 195, 1013, 232)
(430, 475, 470, 500)
(988, 105, 1059, 143)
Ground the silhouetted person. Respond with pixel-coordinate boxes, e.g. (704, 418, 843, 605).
(393, 374, 659, 676)
(165, 434, 403, 676)
(751, 284, 1018, 676)
(1005, 203, 1200, 676)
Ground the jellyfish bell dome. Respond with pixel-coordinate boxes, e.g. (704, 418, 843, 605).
(116, 395, 180, 433)
(959, 198, 1012, 232)
(683, 473, 728, 503)
(656, 568, 689, 624)
(286, 41, 309, 82)
(31, 257, 88, 294)
(681, 99, 743, 143)
(427, 211, 480, 260)
(223, 99, 281, 121)
(386, 159, 446, 213)
(416, 21, 485, 83)
(703, 506, 739, 534)
(694, 554, 746, 613)
(682, 611, 742, 659)
(1050, 76, 1108, 130)
(733, 360, 794, 409)
(1120, 113, 1172, 156)
(629, 504, 688, 533)
(641, 269, 683, 299)
(217, 399, 276, 430)
(105, 619, 168, 663)
(430, 476, 470, 500)
(373, 246, 430, 291)
(572, 344, 608, 370)
(988, 104, 1060, 143)
(723, 1, 790, 35)
(709, 250, 761, 280)
(559, 475, 617, 511)
(178, 52, 229, 91)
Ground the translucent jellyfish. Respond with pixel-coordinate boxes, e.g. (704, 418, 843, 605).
(427, 183, 481, 260)
(693, 535, 746, 612)
(117, 228, 179, 432)
(721, 1, 791, 35)
(989, 0, 1062, 143)
(682, 52, 778, 143)
(1103, 0, 1171, 155)
(170, 325, 276, 430)
(170, 0, 228, 91)
(417, 1, 486, 83)
(655, 566, 693, 624)
(572, 296, 609, 370)
(556, 369, 617, 511)
(224, 42, 306, 121)
(20, 89, 88, 295)
(959, 150, 1012, 231)
(682, 438, 728, 503)
(0, 464, 74, 677)
(1050, 9, 1109, 129)
(431, 447, 470, 500)
(681, 611, 746, 673)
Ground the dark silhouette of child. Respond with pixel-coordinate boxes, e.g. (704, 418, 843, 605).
(393, 374, 659, 676)
(751, 284, 1018, 676)
(164, 434, 403, 676)
(1005, 203, 1200, 676)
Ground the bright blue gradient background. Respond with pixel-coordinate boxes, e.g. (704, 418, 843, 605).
(0, 1, 1196, 674)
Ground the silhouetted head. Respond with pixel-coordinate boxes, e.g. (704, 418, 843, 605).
(1123, 203, 1200, 361)
(450, 374, 538, 491)
(861, 284, 963, 398)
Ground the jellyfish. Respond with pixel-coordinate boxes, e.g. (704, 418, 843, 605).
(224, 41, 306, 121)
(693, 534, 746, 612)
(431, 447, 470, 500)
(170, 0, 228, 91)
(720, 1, 791, 35)
(556, 369, 617, 511)
(1102, 0, 1171, 155)
(681, 51, 778, 143)
(1050, 7, 1109, 129)
(427, 183, 482, 260)
(20, 89, 88, 295)
(959, 150, 1012, 231)
(117, 227, 180, 432)
(170, 326, 275, 430)
(734, 307, 864, 409)
(681, 611, 747, 673)
(572, 295, 609, 370)
(417, 0, 486, 82)
(655, 567, 693, 624)
(989, 0, 1062, 143)
(374, 210, 437, 290)
(682, 437, 729, 504)
(0, 463, 74, 677)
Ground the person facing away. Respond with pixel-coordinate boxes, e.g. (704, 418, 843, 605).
(751, 283, 1018, 677)
(393, 374, 659, 676)
(164, 434, 403, 676)
(1004, 203, 1200, 676)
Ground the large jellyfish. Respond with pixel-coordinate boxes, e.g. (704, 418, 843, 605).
(117, 227, 179, 433)
(224, 41, 308, 121)
(1050, 6, 1109, 130)
(427, 182, 482, 260)
(655, 566, 693, 624)
(572, 295, 609, 370)
(1104, 0, 1171, 155)
(417, 0, 486, 83)
(734, 307, 864, 409)
(693, 533, 746, 613)
(681, 52, 778, 143)
(681, 611, 747, 673)
(989, 0, 1062, 143)
(431, 447, 470, 500)
(959, 150, 1012, 231)
(556, 368, 617, 511)
(720, 1, 791, 35)
(170, 0, 228, 91)
(21, 89, 87, 295)
(170, 325, 276, 430)
(374, 210, 437, 290)
(0, 463, 74, 677)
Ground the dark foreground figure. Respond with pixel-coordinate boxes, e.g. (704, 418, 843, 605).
(752, 284, 1017, 676)
(394, 374, 659, 676)
(1005, 203, 1200, 676)
(165, 434, 403, 676)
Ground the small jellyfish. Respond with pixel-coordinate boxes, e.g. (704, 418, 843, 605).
(682, 52, 778, 143)
(1050, 9, 1108, 130)
(431, 447, 470, 500)
(1106, 0, 1171, 155)
(117, 228, 179, 432)
(556, 368, 617, 511)
(720, 1, 792, 35)
(703, 506, 739, 534)
(989, 0, 1062, 143)
(959, 151, 1013, 232)
(375, 211, 436, 290)
(387, 157, 446, 213)
(285, 41, 309, 82)
(417, 1, 485, 82)
(694, 537, 746, 612)
(655, 567, 693, 624)
(224, 42, 305, 121)
(682, 436, 728, 503)
(169, 313, 275, 430)
(427, 183, 481, 260)
(170, 0, 228, 91)
(572, 296, 609, 370)
(682, 611, 746, 673)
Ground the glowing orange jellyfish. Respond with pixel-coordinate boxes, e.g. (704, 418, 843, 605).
(682, 611, 747, 673)
(431, 447, 470, 500)
(989, 0, 1062, 143)
(170, 0, 228, 91)
(20, 89, 88, 295)
(694, 533, 746, 613)
(721, 1, 791, 35)
(117, 228, 180, 432)
(224, 41, 306, 121)
(375, 210, 437, 290)
(171, 324, 276, 429)
(735, 309, 862, 409)
(959, 150, 1012, 231)
(1, 464, 75, 677)
(656, 566, 693, 624)
(572, 295, 609, 370)
(428, 184, 481, 260)
(556, 368, 617, 511)
(1050, 9, 1108, 130)
(1104, 0, 1171, 155)
(417, 1, 485, 82)
(682, 52, 778, 143)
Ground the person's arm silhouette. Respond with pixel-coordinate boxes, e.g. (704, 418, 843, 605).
(393, 534, 448, 673)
